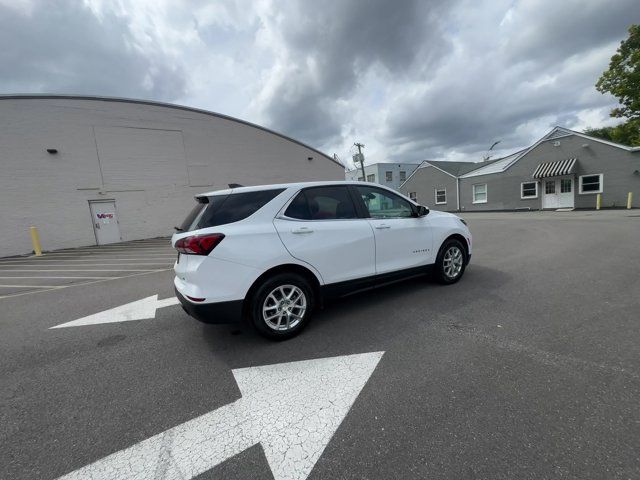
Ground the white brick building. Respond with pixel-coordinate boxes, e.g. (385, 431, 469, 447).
(345, 162, 421, 190)
(0, 95, 344, 257)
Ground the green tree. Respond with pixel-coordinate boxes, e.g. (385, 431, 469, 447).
(588, 25, 640, 146)
(584, 120, 640, 146)
(596, 24, 640, 120)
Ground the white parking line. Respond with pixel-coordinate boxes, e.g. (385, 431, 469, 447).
(0, 268, 162, 272)
(0, 284, 63, 288)
(0, 250, 177, 261)
(0, 276, 114, 279)
(1, 253, 173, 257)
(0, 254, 176, 264)
(0, 268, 172, 300)
(33, 252, 175, 257)
(39, 246, 171, 251)
(55, 246, 171, 251)
(18, 250, 176, 260)
(0, 263, 172, 267)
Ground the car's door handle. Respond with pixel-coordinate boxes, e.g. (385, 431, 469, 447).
(292, 227, 314, 234)
(375, 224, 391, 229)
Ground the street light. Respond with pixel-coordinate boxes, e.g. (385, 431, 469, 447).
(483, 140, 501, 161)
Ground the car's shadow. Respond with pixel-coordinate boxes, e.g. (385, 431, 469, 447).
(199, 264, 511, 366)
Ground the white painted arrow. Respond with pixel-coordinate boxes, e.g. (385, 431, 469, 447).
(57, 351, 384, 480)
(50, 295, 179, 329)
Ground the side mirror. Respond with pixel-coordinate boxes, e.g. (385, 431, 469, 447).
(416, 205, 429, 217)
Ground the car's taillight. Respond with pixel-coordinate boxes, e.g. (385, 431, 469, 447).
(175, 233, 225, 255)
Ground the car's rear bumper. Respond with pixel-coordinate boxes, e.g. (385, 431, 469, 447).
(175, 288, 243, 324)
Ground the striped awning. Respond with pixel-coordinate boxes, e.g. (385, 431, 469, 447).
(532, 158, 577, 178)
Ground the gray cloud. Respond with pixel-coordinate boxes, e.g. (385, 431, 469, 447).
(256, 0, 455, 147)
(383, 0, 640, 161)
(0, 0, 637, 164)
(503, 0, 640, 65)
(0, 0, 186, 100)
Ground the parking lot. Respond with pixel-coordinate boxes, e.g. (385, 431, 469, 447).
(0, 238, 175, 298)
(1, 211, 639, 479)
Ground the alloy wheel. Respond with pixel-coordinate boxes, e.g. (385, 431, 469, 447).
(443, 246, 464, 279)
(262, 284, 307, 331)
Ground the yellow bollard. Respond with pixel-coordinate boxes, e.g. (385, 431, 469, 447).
(30, 226, 43, 256)
(628, 192, 633, 209)
(596, 193, 602, 210)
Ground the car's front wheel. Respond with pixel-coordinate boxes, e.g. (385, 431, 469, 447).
(434, 238, 467, 284)
(250, 273, 315, 339)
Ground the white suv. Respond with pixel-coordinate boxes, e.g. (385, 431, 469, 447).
(172, 181, 471, 339)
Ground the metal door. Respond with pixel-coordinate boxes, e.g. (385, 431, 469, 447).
(89, 200, 121, 245)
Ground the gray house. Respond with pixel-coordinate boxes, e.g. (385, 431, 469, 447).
(400, 127, 640, 211)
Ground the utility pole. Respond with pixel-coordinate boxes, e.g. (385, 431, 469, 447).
(353, 142, 366, 181)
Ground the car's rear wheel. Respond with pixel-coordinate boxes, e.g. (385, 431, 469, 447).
(250, 273, 315, 339)
(434, 238, 467, 284)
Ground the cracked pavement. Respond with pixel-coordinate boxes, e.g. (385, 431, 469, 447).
(1, 210, 639, 479)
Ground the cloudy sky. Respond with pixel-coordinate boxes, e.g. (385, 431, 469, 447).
(1, 0, 638, 166)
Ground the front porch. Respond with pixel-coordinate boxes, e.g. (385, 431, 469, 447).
(533, 158, 577, 210)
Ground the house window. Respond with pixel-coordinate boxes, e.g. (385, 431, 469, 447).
(521, 182, 538, 199)
(435, 188, 447, 204)
(385, 171, 393, 182)
(366, 174, 376, 182)
(545, 180, 555, 194)
(409, 192, 417, 201)
(399, 171, 406, 182)
(579, 174, 603, 194)
(472, 184, 487, 204)
(560, 179, 572, 193)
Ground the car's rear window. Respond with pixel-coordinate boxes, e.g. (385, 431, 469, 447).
(179, 199, 208, 232)
(180, 189, 285, 231)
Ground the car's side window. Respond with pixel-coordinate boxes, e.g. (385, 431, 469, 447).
(284, 186, 358, 220)
(356, 185, 414, 219)
(284, 191, 311, 219)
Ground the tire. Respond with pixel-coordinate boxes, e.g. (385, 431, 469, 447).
(434, 238, 467, 284)
(250, 273, 315, 340)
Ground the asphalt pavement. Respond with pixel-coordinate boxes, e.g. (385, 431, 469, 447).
(1, 211, 639, 479)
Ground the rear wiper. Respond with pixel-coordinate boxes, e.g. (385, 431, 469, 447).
(174, 226, 184, 232)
